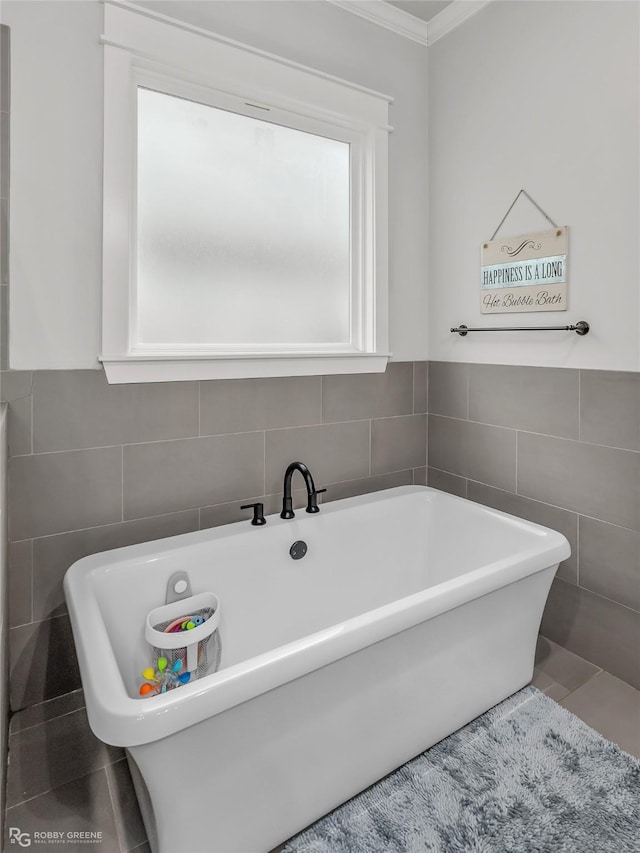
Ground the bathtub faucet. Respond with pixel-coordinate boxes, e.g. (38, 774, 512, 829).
(280, 461, 326, 519)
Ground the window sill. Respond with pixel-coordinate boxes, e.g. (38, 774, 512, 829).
(99, 353, 391, 384)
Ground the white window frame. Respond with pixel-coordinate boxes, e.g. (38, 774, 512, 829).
(100, 0, 391, 383)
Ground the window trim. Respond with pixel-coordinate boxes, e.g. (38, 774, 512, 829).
(100, 0, 392, 383)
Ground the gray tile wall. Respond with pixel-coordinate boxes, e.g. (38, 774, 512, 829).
(2, 356, 638, 699)
(2, 362, 428, 710)
(428, 362, 640, 689)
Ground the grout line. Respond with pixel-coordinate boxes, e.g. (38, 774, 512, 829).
(426, 413, 639, 454)
(6, 765, 110, 811)
(466, 363, 470, 421)
(556, 668, 603, 704)
(103, 763, 127, 853)
(515, 430, 518, 495)
(8, 414, 429, 459)
(412, 363, 415, 414)
(425, 414, 428, 472)
(121, 446, 124, 522)
(576, 514, 580, 586)
(10, 704, 86, 736)
(536, 636, 604, 686)
(537, 666, 604, 706)
(426, 362, 430, 416)
(578, 369, 581, 442)
(29, 538, 34, 624)
(6, 788, 57, 810)
(263, 430, 266, 496)
(552, 575, 640, 614)
(425, 362, 429, 416)
(462, 479, 639, 532)
(368, 419, 372, 476)
(9, 612, 71, 629)
(518, 493, 637, 535)
(430, 413, 517, 439)
(9, 616, 38, 630)
(427, 465, 468, 486)
(105, 752, 128, 769)
(30, 388, 34, 455)
(8, 508, 201, 546)
(554, 665, 604, 704)
(428, 466, 466, 483)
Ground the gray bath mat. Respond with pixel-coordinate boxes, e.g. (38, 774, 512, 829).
(282, 686, 640, 853)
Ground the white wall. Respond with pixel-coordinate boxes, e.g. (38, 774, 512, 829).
(3, 1, 104, 370)
(428, 0, 640, 370)
(2, 0, 429, 368)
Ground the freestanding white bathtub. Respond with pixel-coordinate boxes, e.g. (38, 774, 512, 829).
(64, 486, 569, 853)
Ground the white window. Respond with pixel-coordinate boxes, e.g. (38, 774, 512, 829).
(101, 1, 391, 383)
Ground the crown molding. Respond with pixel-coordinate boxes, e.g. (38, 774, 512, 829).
(327, 1, 429, 46)
(428, 0, 492, 45)
(327, 1, 492, 47)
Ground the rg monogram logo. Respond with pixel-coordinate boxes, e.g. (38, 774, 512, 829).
(8, 828, 32, 847)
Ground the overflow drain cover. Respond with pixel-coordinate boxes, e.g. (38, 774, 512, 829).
(290, 540, 308, 560)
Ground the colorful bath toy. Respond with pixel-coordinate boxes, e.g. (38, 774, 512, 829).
(164, 616, 189, 633)
(139, 656, 189, 697)
(164, 614, 208, 633)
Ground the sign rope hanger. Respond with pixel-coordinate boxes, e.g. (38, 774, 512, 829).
(489, 188, 559, 241)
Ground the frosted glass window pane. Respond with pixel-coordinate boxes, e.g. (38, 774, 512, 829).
(136, 88, 351, 346)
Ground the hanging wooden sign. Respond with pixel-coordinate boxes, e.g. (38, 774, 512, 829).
(480, 226, 568, 314)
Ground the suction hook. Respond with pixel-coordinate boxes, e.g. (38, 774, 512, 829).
(165, 571, 193, 604)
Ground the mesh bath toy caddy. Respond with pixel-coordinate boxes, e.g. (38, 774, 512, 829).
(144, 572, 222, 683)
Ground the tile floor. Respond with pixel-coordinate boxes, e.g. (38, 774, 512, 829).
(532, 636, 640, 758)
(4, 636, 639, 852)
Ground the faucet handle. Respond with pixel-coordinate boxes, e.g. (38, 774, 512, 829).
(240, 502, 267, 526)
(306, 488, 327, 514)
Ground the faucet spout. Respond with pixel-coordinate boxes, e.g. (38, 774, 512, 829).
(280, 461, 325, 519)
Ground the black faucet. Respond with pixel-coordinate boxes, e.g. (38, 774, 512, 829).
(280, 461, 326, 519)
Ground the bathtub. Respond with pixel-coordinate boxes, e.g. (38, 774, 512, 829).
(64, 485, 569, 853)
